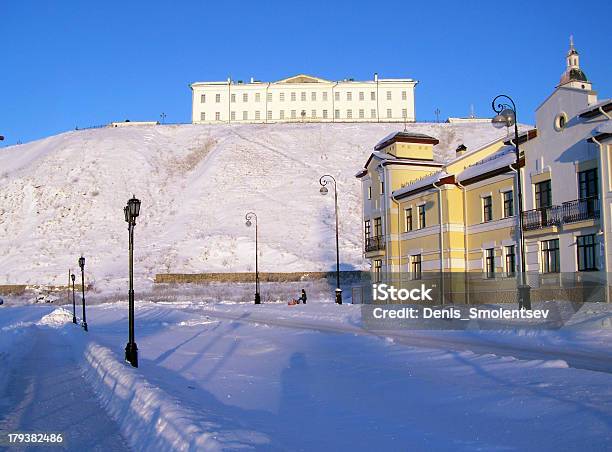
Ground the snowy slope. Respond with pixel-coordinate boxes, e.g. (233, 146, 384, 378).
(0, 122, 510, 290)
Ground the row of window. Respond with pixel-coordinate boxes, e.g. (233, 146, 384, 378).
(373, 254, 422, 281)
(481, 190, 514, 223)
(368, 170, 596, 232)
(540, 235, 597, 273)
(200, 108, 408, 121)
(484, 246, 516, 278)
(485, 235, 597, 277)
(404, 206, 427, 231)
(373, 235, 596, 279)
(533, 169, 597, 209)
(200, 90, 408, 104)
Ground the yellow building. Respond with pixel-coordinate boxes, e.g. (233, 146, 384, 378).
(356, 39, 611, 303)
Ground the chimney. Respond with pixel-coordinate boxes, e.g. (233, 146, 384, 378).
(374, 72, 379, 82)
(456, 144, 467, 156)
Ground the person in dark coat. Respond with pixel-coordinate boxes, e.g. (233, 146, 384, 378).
(298, 289, 307, 304)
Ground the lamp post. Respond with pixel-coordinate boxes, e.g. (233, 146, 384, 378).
(491, 94, 531, 310)
(245, 212, 261, 304)
(78, 256, 88, 331)
(124, 196, 141, 367)
(319, 174, 342, 304)
(71, 272, 77, 324)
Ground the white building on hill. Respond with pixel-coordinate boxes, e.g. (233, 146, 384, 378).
(190, 74, 417, 124)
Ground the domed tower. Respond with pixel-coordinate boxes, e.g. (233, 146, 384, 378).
(558, 36, 591, 90)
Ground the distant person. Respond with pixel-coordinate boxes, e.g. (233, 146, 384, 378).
(298, 289, 307, 304)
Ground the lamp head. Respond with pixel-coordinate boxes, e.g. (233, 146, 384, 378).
(78, 256, 85, 269)
(71, 273, 75, 282)
(319, 186, 329, 196)
(246, 219, 252, 227)
(492, 108, 516, 128)
(127, 196, 141, 218)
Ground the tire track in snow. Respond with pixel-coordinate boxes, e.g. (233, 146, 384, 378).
(191, 308, 612, 374)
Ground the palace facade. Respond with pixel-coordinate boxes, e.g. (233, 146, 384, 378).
(356, 40, 611, 301)
(190, 74, 417, 124)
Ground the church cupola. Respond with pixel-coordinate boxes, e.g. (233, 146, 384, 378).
(558, 36, 590, 89)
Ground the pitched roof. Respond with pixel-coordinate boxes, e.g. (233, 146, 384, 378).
(374, 131, 439, 151)
(274, 74, 331, 84)
(392, 171, 447, 199)
(578, 99, 612, 118)
(457, 146, 516, 182)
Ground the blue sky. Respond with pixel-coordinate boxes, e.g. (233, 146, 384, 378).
(1, 0, 610, 146)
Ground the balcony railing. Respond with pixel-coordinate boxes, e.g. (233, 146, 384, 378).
(522, 205, 562, 230)
(522, 197, 599, 231)
(562, 196, 600, 223)
(365, 236, 385, 252)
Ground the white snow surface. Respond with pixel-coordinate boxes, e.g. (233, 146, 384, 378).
(0, 123, 511, 291)
(0, 300, 611, 451)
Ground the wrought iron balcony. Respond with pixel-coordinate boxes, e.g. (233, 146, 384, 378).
(522, 197, 599, 231)
(365, 236, 385, 252)
(562, 196, 600, 223)
(522, 205, 562, 230)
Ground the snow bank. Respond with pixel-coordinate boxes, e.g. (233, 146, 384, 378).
(37, 307, 74, 327)
(79, 341, 222, 452)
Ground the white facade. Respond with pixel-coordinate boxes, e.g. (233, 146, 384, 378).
(520, 39, 612, 277)
(190, 74, 417, 124)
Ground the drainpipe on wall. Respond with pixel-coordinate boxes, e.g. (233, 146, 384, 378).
(227, 77, 232, 124)
(508, 164, 523, 273)
(433, 181, 445, 305)
(332, 82, 338, 123)
(591, 135, 610, 303)
(382, 166, 391, 276)
(375, 73, 380, 123)
(265, 82, 270, 124)
(391, 196, 402, 283)
(598, 107, 612, 120)
(456, 180, 469, 305)
(190, 85, 195, 124)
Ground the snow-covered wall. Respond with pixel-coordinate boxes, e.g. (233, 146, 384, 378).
(0, 123, 510, 291)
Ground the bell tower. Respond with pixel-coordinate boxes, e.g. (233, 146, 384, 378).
(558, 36, 592, 90)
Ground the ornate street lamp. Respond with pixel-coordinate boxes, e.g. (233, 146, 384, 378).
(492, 94, 531, 309)
(245, 212, 261, 304)
(125, 196, 141, 367)
(319, 174, 342, 304)
(78, 256, 88, 331)
(71, 271, 77, 324)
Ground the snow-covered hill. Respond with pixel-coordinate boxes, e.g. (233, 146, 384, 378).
(0, 122, 510, 291)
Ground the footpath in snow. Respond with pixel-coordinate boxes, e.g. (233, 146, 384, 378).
(0, 310, 128, 451)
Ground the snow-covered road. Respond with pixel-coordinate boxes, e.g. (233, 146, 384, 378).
(1, 301, 611, 451)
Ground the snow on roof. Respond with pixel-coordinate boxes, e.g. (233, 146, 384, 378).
(577, 99, 612, 117)
(593, 121, 612, 135)
(374, 131, 439, 151)
(457, 145, 516, 182)
(392, 171, 448, 198)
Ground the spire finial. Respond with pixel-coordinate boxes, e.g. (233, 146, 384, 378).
(570, 34, 574, 49)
